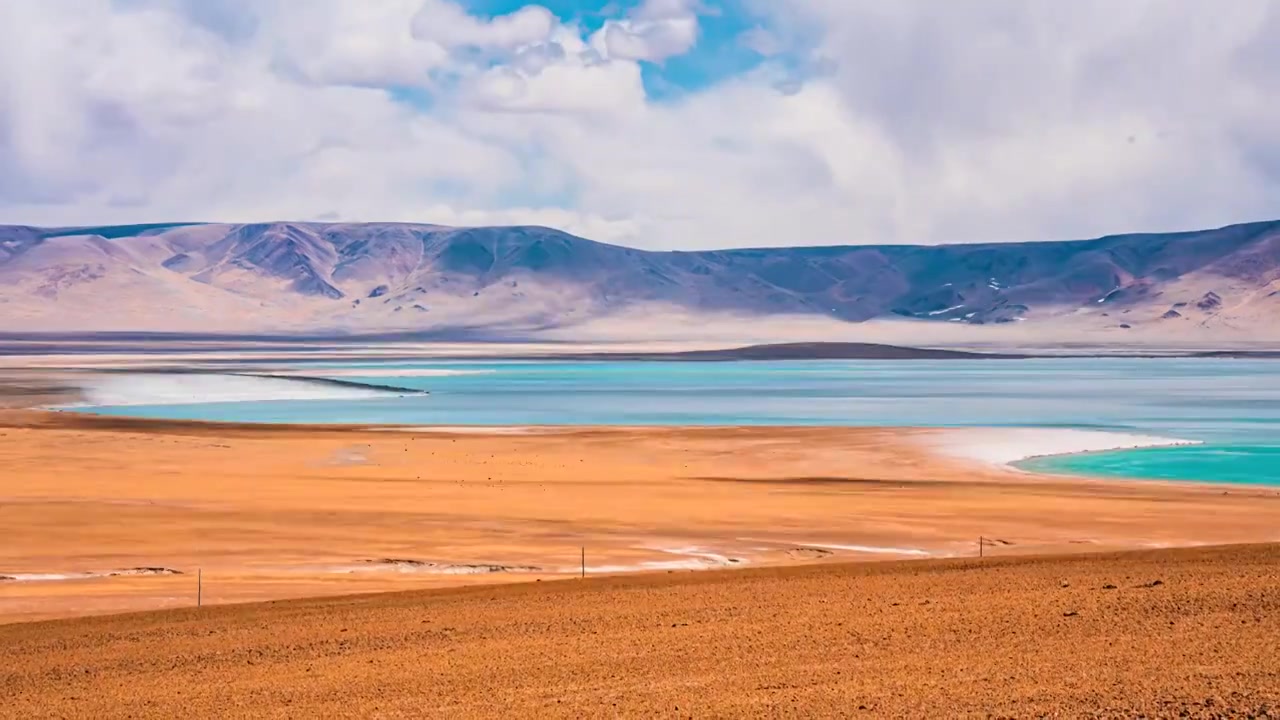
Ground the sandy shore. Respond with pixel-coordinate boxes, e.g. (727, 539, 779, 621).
(2, 544, 1277, 718)
(1, 409, 1278, 624)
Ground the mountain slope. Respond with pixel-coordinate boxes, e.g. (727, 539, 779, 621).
(1, 219, 1278, 339)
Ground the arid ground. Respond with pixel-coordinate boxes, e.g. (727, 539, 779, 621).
(2, 367, 1280, 717)
(2, 544, 1278, 718)
(2, 408, 1279, 624)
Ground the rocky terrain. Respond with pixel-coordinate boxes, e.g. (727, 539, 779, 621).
(1, 219, 1277, 340)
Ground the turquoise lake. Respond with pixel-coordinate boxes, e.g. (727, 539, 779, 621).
(77, 358, 1280, 486)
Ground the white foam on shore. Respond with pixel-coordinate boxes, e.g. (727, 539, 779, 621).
(922, 427, 1200, 467)
(67, 372, 412, 407)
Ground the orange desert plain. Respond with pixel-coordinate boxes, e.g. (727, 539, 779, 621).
(1, 382, 1278, 717)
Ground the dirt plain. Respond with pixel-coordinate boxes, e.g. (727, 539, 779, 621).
(1, 544, 1278, 718)
(2, 410, 1279, 624)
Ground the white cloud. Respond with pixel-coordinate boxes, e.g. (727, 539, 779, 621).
(410, 0, 555, 50)
(266, 0, 450, 87)
(759, 0, 1280, 243)
(463, 27, 646, 115)
(596, 0, 700, 62)
(1, 0, 1278, 252)
(467, 59, 646, 114)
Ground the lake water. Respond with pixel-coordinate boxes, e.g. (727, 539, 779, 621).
(75, 358, 1280, 486)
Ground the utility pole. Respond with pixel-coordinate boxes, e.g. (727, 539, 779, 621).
(197, 568, 203, 607)
(580, 546, 585, 579)
(979, 537, 984, 558)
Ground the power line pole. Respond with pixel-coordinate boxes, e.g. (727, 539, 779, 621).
(197, 568, 203, 607)
(580, 546, 585, 579)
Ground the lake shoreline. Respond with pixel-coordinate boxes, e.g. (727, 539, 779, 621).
(2, 407, 1278, 623)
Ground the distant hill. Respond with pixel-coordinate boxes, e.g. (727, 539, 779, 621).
(566, 343, 1023, 360)
(1, 219, 1277, 339)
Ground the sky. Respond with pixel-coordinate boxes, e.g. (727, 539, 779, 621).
(1, 0, 1278, 250)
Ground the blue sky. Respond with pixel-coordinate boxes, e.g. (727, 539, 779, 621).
(520, 1, 759, 92)
(2, 1, 1279, 250)
(456, 0, 774, 99)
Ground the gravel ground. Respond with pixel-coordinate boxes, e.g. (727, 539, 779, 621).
(2, 543, 1277, 719)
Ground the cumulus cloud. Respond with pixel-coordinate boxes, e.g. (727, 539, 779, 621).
(265, 0, 450, 87)
(410, 0, 555, 51)
(747, 0, 1280, 244)
(0, 0, 1278, 251)
(597, 0, 700, 62)
(463, 27, 646, 114)
(467, 59, 646, 115)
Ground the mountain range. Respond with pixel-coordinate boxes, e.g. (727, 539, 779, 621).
(1, 219, 1278, 342)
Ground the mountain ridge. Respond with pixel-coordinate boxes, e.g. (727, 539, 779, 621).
(2, 219, 1278, 340)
